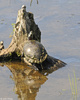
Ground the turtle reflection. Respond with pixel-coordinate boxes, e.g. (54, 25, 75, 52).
(0, 61, 64, 100)
(3, 62, 47, 100)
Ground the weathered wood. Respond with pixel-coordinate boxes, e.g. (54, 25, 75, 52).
(0, 5, 66, 70)
(0, 5, 41, 61)
(0, 41, 4, 50)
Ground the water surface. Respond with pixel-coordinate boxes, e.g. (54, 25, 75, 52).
(0, 0, 80, 100)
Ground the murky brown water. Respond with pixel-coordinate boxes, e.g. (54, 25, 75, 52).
(0, 0, 80, 100)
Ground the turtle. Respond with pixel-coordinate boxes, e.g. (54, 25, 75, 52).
(23, 31, 66, 71)
(23, 31, 48, 70)
(23, 40, 48, 70)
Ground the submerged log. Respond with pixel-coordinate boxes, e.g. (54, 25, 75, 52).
(0, 5, 66, 70)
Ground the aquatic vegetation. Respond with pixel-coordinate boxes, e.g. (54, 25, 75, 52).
(16, 51, 21, 57)
(68, 71, 77, 96)
(9, 23, 15, 38)
(0, 19, 4, 24)
(30, 0, 38, 6)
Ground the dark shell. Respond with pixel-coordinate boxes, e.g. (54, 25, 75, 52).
(23, 40, 47, 64)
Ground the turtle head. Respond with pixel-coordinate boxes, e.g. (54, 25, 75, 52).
(28, 31, 33, 40)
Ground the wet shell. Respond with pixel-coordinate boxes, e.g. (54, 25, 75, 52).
(23, 40, 47, 64)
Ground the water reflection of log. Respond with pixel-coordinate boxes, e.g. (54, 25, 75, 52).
(0, 61, 64, 100)
(0, 62, 47, 100)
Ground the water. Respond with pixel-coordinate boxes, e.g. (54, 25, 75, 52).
(0, 0, 80, 100)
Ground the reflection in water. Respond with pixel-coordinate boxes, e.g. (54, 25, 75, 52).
(0, 62, 47, 100)
(0, 61, 63, 100)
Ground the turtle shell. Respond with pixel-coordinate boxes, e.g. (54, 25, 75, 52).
(23, 40, 47, 64)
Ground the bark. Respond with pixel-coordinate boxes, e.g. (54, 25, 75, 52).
(0, 5, 41, 61)
(0, 5, 66, 70)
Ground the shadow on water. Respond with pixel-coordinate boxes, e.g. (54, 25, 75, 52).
(0, 61, 63, 100)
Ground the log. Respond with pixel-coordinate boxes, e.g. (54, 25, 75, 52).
(0, 5, 41, 61)
(0, 5, 66, 70)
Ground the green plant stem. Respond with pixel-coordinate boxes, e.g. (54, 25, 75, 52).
(73, 71, 77, 95)
(72, 78, 75, 95)
(68, 74, 73, 94)
(68, 71, 77, 96)
(30, 0, 33, 6)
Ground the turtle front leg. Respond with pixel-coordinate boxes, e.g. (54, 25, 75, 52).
(23, 58, 39, 70)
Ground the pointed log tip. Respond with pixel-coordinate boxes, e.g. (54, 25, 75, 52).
(22, 5, 26, 9)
